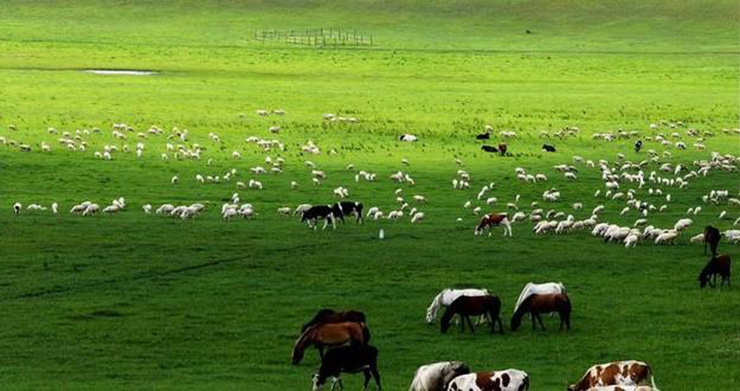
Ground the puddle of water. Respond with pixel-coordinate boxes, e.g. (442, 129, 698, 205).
(83, 69, 158, 76)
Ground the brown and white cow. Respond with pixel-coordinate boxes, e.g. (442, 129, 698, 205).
(568, 361, 657, 391)
(447, 369, 529, 391)
(585, 386, 654, 391)
(474, 213, 512, 237)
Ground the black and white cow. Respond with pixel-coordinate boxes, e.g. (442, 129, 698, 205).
(542, 144, 556, 152)
(333, 201, 364, 224)
(301, 205, 337, 230)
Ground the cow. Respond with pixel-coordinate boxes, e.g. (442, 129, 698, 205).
(333, 201, 364, 224)
(447, 369, 529, 391)
(542, 144, 556, 152)
(567, 361, 657, 391)
(409, 361, 470, 391)
(312, 345, 381, 391)
(476, 132, 490, 140)
(634, 140, 643, 153)
(474, 213, 512, 237)
(703, 225, 721, 258)
(481, 145, 498, 153)
(698, 254, 731, 288)
(301, 205, 337, 230)
(585, 386, 653, 391)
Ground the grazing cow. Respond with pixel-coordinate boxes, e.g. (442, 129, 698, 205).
(334, 201, 364, 223)
(498, 143, 508, 156)
(542, 144, 556, 152)
(698, 254, 731, 288)
(481, 145, 498, 153)
(302, 205, 337, 230)
(409, 361, 470, 391)
(312, 345, 381, 391)
(586, 387, 653, 391)
(476, 132, 490, 140)
(447, 369, 529, 391)
(474, 213, 512, 237)
(634, 140, 643, 153)
(568, 361, 657, 391)
(441, 295, 504, 334)
(703, 225, 721, 258)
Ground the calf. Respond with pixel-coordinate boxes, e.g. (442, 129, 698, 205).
(302, 205, 337, 230)
(568, 361, 656, 391)
(409, 361, 470, 391)
(334, 201, 364, 223)
(542, 144, 556, 152)
(312, 345, 381, 391)
(447, 369, 529, 391)
(698, 254, 731, 288)
(481, 145, 498, 153)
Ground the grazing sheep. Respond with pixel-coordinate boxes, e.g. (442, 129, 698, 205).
(411, 212, 425, 224)
(249, 179, 263, 190)
(294, 204, 312, 216)
(413, 195, 427, 203)
(655, 231, 678, 245)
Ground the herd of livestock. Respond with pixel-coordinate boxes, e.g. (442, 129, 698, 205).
(4, 113, 738, 390)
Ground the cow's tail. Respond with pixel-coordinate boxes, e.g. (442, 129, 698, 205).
(647, 364, 660, 391)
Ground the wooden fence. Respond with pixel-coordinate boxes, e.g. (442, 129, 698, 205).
(253, 28, 373, 47)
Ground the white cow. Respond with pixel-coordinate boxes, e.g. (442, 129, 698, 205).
(409, 361, 470, 391)
(447, 369, 529, 391)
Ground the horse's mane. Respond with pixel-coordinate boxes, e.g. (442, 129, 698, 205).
(301, 308, 336, 332)
(511, 294, 536, 327)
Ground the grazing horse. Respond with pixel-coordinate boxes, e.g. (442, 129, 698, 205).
(302, 309, 368, 332)
(698, 254, 731, 288)
(474, 213, 512, 237)
(510, 293, 571, 331)
(291, 322, 367, 365)
(312, 345, 381, 391)
(441, 295, 504, 334)
(703, 225, 721, 258)
(409, 361, 470, 391)
(425, 288, 489, 324)
(513, 282, 567, 314)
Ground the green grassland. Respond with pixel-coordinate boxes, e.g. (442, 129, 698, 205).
(0, 1, 738, 390)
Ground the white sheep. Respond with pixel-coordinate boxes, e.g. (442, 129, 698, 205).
(51, 202, 58, 214)
(411, 212, 425, 224)
(249, 179, 263, 190)
(655, 231, 678, 245)
(413, 195, 427, 203)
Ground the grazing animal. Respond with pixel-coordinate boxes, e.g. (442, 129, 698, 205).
(425, 288, 489, 323)
(409, 361, 470, 391)
(481, 145, 498, 153)
(302, 309, 368, 333)
(513, 282, 567, 314)
(634, 140, 643, 153)
(447, 369, 530, 391)
(698, 254, 731, 288)
(474, 213, 512, 237)
(334, 201, 364, 223)
(399, 134, 418, 142)
(440, 295, 504, 334)
(312, 345, 381, 391)
(703, 225, 721, 258)
(586, 387, 653, 391)
(476, 132, 490, 140)
(568, 361, 657, 391)
(302, 205, 337, 230)
(510, 293, 571, 331)
(498, 143, 508, 156)
(291, 322, 367, 365)
(542, 144, 556, 152)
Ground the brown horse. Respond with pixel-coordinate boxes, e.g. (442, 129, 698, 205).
(291, 322, 367, 365)
(510, 293, 571, 331)
(699, 254, 731, 288)
(440, 295, 504, 334)
(301, 309, 367, 333)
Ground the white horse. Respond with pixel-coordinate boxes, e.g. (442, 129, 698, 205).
(513, 282, 567, 314)
(425, 288, 489, 324)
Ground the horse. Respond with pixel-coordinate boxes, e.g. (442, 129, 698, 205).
(703, 225, 721, 258)
(513, 282, 567, 314)
(698, 254, 731, 288)
(409, 361, 470, 391)
(312, 345, 381, 391)
(302, 309, 368, 333)
(291, 322, 367, 365)
(425, 288, 489, 324)
(474, 213, 512, 237)
(510, 293, 571, 332)
(440, 295, 504, 334)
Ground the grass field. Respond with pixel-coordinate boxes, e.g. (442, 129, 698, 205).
(0, 1, 739, 390)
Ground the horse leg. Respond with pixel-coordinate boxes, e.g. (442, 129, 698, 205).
(362, 369, 371, 391)
(498, 316, 504, 334)
(370, 364, 382, 390)
(466, 315, 476, 333)
(531, 313, 537, 331)
(536, 313, 546, 331)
